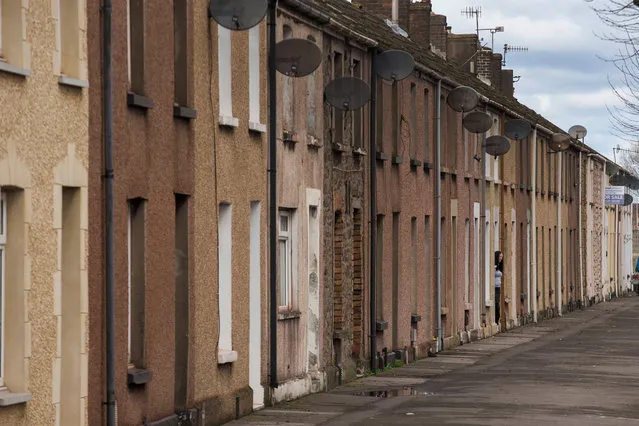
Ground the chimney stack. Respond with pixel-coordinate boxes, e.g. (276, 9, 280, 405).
(429, 13, 448, 57)
(357, 0, 411, 31)
(408, 1, 432, 48)
(447, 33, 480, 74)
(500, 69, 514, 97)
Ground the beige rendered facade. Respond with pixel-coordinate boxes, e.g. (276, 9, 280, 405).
(0, 0, 88, 424)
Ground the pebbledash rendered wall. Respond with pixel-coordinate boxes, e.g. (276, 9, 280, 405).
(0, 0, 89, 424)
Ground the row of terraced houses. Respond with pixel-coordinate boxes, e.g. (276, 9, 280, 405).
(0, 0, 635, 425)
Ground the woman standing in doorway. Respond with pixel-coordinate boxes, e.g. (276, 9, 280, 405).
(494, 251, 503, 325)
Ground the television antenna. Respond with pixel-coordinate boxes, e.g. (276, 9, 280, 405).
(478, 26, 504, 52)
(502, 44, 528, 66)
(461, 6, 482, 40)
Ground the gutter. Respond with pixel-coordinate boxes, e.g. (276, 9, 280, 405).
(435, 79, 443, 352)
(281, 0, 379, 47)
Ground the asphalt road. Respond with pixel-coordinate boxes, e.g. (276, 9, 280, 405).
(227, 296, 639, 426)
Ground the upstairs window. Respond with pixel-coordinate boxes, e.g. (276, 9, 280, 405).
(59, 0, 82, 79)
(1, 0, 28, 69)
(128, 0, 146, 93)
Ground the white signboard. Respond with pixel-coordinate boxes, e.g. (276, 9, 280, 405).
(605, 186, 625, 205)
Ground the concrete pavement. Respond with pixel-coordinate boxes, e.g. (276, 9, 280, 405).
(226, 296, 639, 426)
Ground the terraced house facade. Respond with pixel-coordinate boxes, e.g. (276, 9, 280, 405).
(1, 0, 637, 425)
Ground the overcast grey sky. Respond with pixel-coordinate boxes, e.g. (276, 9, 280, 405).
(430, 0, 624, 160)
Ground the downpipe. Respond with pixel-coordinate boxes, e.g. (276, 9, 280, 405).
(435, 79, 442, 352)
(369, 50, 378, 372)
(578, 151, 584, 307)
(268, 0, 278, 389)
(102, 0, 116, 423)
(531, 126, 538, 322)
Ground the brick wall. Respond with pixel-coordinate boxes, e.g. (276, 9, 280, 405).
(490, 53, 503, 90)
(352, 208, 363, 358)
(430, 14, 448, 56)
(408, 1, 431, 48)
(477, 47, 493, 83)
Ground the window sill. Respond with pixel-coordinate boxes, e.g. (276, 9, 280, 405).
(307, 136, 322, 149)
(278, 310, 301, 321)
(376, 151, 389, 162)
(375, 319, 388, 331)
(332, 142, 349, 153)
(410, 158, 422, 168)
(127, 368, 152, 386)
(391, 155, 404, 165)
(58, 76, 88, 88)
(127, 92, 155, 110)
(0, 390, 31, 407)
(174, 105, 197, 120)
(249, 121, 266, 133)
(219, 115, 239, 128)
(218, 349, 238, 365)
(353, 147, 367, 156)
(0, 61, 31, 78)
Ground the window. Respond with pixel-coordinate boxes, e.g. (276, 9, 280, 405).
(411, 217, 417, 313)
(127, 198, 145, 368)
(0, 0, 27, 68)
(376, 79, 385, 152)
(248, 24, 263, 131)
(174, 0, 188, 106)
(392, 212, 400, 347)
(332, 51, 343, 143)
(59, 0, 82, 79)
(353, 59, 363, 149)
(0, 191, 5, 387)
(218, 25, 237, 126)
(410, 83, 417, 159)
(392, 81, 399, 156)
(465, 219, 470, 304)
(376, 215, 384, 319)
(218, 203, 233, 355)
(127, 0, 145, 93)
(278, 209, 296, 309)
(423, 88, 430, 162)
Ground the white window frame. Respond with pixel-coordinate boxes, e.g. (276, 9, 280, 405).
(278, 210, 295, 310)
(0, 190, 6, 387)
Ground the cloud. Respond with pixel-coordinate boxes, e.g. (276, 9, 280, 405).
(429, 0, 624, 160)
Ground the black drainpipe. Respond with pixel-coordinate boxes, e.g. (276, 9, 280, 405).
(102, 0, 116, 423)
(268, 0, 278, 389)
(369, 50, 378, 373)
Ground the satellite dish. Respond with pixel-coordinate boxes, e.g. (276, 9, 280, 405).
(624, 194, 633, 206)
(275, 38, 322, 77)
(628, 177, 639, 191)
(462, 111, 493, 134)
(568, 125, 587, 140)
(376, 50, 415, 81)
(484, 135, 511, 157)
(504, 119, 532, 141)
(549, 133, 571, 152)
(324, 77, 371, 111)
(209, 0, 268, 31)
(447, 86, 479, 113)
(610, 174, 627, 186)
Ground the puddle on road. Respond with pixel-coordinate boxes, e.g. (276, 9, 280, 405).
(351, 387, 438, 398)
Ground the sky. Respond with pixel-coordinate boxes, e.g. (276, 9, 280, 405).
(429, 0, 626, 161)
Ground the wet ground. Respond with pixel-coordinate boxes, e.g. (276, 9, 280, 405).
(226, 296, 639, 425)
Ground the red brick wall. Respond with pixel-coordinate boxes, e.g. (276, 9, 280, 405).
(352, 209, 363, 357)
(334, 211, 345, 332)
(409, 2, 432, 48)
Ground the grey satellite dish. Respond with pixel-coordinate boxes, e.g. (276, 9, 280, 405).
(376, 50, 415, 81)
(209, 0, 268, 31)
(628, 177, 639, 191)
(275, 38, 322, 77)
(610, 174, 627, 186)
(549, 133, 571, 152)
(624, 194, 633, 206)
(568, 125, 587, 140)
(504, 119, 532, 141)
(463, 111, 493, 134)
(484, 135, 511, 157)
(447, 86, 479, 113)
(324, 77, 371, 111)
